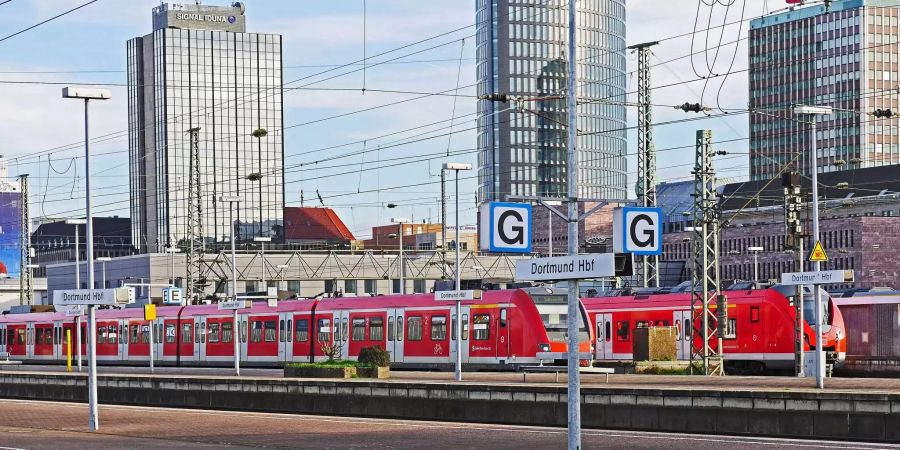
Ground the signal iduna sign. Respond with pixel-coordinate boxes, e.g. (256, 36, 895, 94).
(515, 253, 616, 281)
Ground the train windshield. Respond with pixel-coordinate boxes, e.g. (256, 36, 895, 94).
(773, 284, 831, 331)
(530, 293, 590, 342)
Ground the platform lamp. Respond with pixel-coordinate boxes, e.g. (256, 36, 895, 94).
(220, 195, 242, 376)
(389, 215, 410, 294)
(747, 247, 764, 283)
(65, 219, 87, 289)
(95, 257, 111, 289)
(442, 162, 472, 382)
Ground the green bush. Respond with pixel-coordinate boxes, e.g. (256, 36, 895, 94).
(358, 346, 391, 367)
(287, 360, 358, 369)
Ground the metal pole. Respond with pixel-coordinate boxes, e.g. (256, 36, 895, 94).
(230, 201, 240, 376)
(74, 225, 80, 289)
(809, 120, 824, 389)
(170, 249, 175, 286)
(548, 208, 553, 257)
(454, 170, 462, 382)
(399, 223, 404, 294)
(83, 98, 99, 431)
(565, 0, 581, 448)
(798, 239, 805, 376)
(76, 315, 82, 372)
(149, 320, 155, 374)
(753, 252, 758, 282)
(101, 261, 106, 289)
(441, 169, 447, 260)
(260, 241, 266, 292)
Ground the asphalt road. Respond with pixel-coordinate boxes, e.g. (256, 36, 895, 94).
(0, 399, 894, 449)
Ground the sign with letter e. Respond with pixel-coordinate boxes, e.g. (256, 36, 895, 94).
(479, 202, 532, 253)
(613, 207, 662, 255)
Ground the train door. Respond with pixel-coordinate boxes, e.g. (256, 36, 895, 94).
(292, 314, 311, 362)
(450, 305, 469, 367)
(0, 324, 5, 355)
(311, 312, 333, 361)
(333, 310, 349, 360)
(674, 310, 692, 360)
(279, 313, 291, 362)
(497, 307, 510, 360)
(595, 313, 613, 360)
(197, 316, 207, 362)
(386, 308, 404, 363)
(53, 322, 61, 360)
(25, 323, 35, 359)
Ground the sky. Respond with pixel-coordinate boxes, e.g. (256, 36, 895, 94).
(0, 0, 785, 239)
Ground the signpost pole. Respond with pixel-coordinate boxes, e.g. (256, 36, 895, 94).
(76, 315, 82, 372)
(565, 1, 581, 448)
(455, 169, 463, 382)
(809, 120, 824, 390)
(66, 329, 72, 373)
(149, 320, 155, 374)
(87, 304, 98, 431)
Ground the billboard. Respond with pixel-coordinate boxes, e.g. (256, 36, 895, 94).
(0, 191, 22, 278)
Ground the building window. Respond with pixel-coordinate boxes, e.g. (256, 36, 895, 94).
(413, 279, 426, 293)
(344, 280, 357, 294)
(364, 279, 376, 294)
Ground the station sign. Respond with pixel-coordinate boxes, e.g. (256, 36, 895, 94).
(479, 202, 532, 253)
(780, 270, 854, 286)
(163, 287, 183, 305)
(218, 300, 250, 310)
(53, 288, 129, 306)
(435, 290, 482, 301)
(515, 253, 616, 281)
(613, 207, 663, 255)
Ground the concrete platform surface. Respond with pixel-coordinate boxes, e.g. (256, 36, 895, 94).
(0, 399, 895, 450)
(5, 364, 900, 394)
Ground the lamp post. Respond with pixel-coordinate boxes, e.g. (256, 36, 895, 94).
(95, 257, 111, 289)
(65, 219, 87, 289)
(253, 236, 272, 293)
(165, 247, 181, 287)
(390, 217, 410, 294)
(747, 247, 764, 283)
(442, 162, 472, 382)
(794, 104, 832, 389)
(63, 86, 110, 432)
(277, 264, 290, 291)
(220, 195, 241, 376)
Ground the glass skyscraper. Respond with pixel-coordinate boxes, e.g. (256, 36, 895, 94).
(475, 0, 627, 204)
(127, 3, 283, 253)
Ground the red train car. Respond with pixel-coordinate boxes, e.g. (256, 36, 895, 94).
(0, 288, 592, 370)
(583, 286, 846, 373)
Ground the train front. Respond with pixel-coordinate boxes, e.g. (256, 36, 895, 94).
(789, 286, 847, 368)
(520, 287, 593, 365)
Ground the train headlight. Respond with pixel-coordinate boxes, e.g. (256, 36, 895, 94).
(538, 343, 551, 352)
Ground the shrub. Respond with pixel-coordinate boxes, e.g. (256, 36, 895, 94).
(358, 346, 391, 367)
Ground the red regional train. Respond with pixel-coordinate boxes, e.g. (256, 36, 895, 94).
(0, 288, 593, 369)
(583, 285, 847, 373)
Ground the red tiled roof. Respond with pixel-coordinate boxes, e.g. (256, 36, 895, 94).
(284, 207, 355, 241)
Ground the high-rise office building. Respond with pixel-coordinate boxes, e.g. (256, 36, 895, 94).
(749, 0, 900, 181)
(127, 2, 283, 253)
(475, 0, 627, 250)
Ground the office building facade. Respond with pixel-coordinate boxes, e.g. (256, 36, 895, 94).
(127, 2, 284, 253)
(475, 0, 627, 204)
(749, 0, 900, 181)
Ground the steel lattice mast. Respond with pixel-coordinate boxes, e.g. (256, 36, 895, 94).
(629, 41, 659, 288)
(186, 127, 203, 303)
(690, 130, 725, 375)
(19, 174, 31, 305)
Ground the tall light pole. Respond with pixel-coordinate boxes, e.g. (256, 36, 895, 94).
(66, 219, 87, 289)
(95, 257, 111, 289)
(63, 86, 110, 432)
(794, 104, 832, 389)
(747, 247, 763, 283)
(443, 162, 472, 382)
(165, 246, 181, 287)
(254, 236, 272, 292)
(277, 264, 290, 291)
(390, 217, 410, 294)
(220, 195, 242, 376)
(565, 1, 581, 448)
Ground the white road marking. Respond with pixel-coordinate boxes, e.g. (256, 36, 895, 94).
(0, 399, 893, 449)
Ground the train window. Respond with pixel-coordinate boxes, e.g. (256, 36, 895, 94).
(200, 322, 206, 344)
(165, 324, 176, 343)
(279, 320, 285, 342)
(684, 319, 691, 340)
(131, 325, 140, 344)
(182, 323, 192, 344)
(16, 329, 25, 346)
(352, 318, 366, 341)
(724, 319, 737, 340)
(615, 321, 630, 341)
(317, 319, 331, 343)
(141, 325, 150, 344)
(241, 321, 248, 343)
(342, 317, 349, 342)
(208, 322, 220, 343)
(500, 309, 507, 328)
(98, 326, 107, 344)
(750, 306, 760, 323)
(473, 314, 490, 340)
(264, 321, 277, 342)
(370, 317, 384, 341)
(195, 323, 201, 344)
(295, 320, 308, 342)
(407, 317, 423, 341)
(222, 321, 233, 344)
(431, 316, 447, 341)
(396, 317, 403, 341)
(605, 321, 611, 342)
(109, 325, 118, 345)
(451, 314, 457, 340)
(157, 324, 163, 343)
(287, 320, 292, 341)
(33, 328, 41, 346)
(675, 320, 681, 341)
(250, 321, 263, 343)
(462, 314, 468, 340)
(120, 325, 125, 343)
(388, 316, 394, 342)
